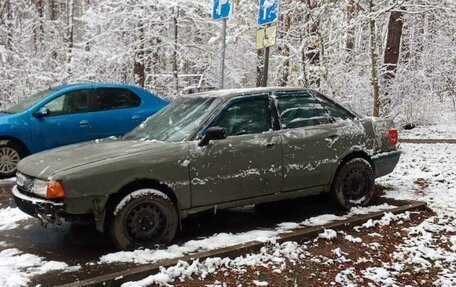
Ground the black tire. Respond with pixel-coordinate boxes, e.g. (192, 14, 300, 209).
(0, 140, 25, 179)
(331, 158, 375, 209)
(109, 189, 178, 250)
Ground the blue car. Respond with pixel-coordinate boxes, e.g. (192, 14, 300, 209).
(0, 83, 168, 178)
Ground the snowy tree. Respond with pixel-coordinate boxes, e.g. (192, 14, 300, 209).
(0, 0, 454, 124)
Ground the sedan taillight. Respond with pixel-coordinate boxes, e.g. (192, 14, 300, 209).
(388, 129, 398, 145)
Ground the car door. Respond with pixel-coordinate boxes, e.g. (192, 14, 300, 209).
(189, 95, 282, 207)
(89, 88, 146, 139)
(275, 91, 343, 193)
(29, 89, 94, 151)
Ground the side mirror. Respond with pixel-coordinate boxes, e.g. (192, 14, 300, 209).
(198, 127, 227, 147)
(34, 107, 49, 118)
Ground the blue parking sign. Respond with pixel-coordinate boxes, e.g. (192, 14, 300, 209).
(212, 0, 232, 20)
(258, 0, 280, 26)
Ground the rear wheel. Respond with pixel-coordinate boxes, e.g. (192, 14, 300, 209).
(332, 158, 374, 209)
(109, 189, 178, 250)
(0, 140, 25, 179)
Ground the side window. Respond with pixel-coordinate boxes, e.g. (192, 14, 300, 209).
(276, 92, 332, 129)
(314, 93, 355, 120)
(44, 90, 90, 116)
(94, 88, 141, 111)
(210, 97, 271, 136)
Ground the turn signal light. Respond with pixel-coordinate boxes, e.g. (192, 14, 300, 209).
(388, 129, 398, 145)
(47, 181, 65, 199)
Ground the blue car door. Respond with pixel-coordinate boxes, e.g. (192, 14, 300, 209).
(29, 89, 94, 152)
(89, 88, 151, 139)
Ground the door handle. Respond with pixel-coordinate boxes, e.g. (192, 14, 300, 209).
(131, 115, 141, 120)
(264, 142, 275, 148)
(326, 134, 339, 140)
(79, 120, 90, 126)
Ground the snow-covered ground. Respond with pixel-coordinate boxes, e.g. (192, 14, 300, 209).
(122, 143, 456, 286)
(380, 143, 456, 216)
(0, 207, 81, 287)
(0, 248, 80, 287)
(400, 113, 456, 139)
(1, 142, 455, 286)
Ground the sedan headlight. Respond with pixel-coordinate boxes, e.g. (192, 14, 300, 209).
(32, 179, 48, 197)
(32, 179, 65, 199)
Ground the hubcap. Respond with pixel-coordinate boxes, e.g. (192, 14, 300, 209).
(125, 202, 166, 243)
(342, 169, 369, 202)
(0, 147, 20, 174)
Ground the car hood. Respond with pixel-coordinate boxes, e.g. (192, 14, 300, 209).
(17, 139, 173, 179)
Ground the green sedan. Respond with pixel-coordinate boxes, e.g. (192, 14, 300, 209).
(13, 87, 401, 249)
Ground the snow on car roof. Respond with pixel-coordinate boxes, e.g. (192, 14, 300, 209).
(185, 86, 310, 101)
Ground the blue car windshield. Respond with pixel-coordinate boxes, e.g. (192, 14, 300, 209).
(6, 89, 53, 114)
(126, 97, 222, 142)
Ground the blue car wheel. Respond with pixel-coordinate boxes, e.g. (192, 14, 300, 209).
(0, 140, 24, 178)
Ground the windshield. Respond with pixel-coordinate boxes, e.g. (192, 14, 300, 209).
(125, 97, 222, 142)
(6, 89, 53, 114)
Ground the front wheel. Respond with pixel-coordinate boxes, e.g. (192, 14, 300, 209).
(109, 189, 178, 250)
(0, 140, 24, 179)
(331, 158, 375, 209)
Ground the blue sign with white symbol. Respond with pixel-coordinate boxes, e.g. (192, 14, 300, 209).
(258, 0, 280, 26)
(212, 0, 232, 20)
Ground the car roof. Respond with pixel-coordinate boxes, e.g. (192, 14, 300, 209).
(186, 86, 312, 101)
(51, 83, 142, 91)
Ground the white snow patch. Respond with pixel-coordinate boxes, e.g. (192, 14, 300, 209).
(344, 234, 362, 243)
(100, 230, 278, 265)
(252, 280, 268, 286)
(0, 248, 80, 287)
(122, 241, 307, 287)
(180, 159, 190, 167)
(0, 207, 31, 230)
(362, 267, 396, 286)
(318, 229, 337, 241)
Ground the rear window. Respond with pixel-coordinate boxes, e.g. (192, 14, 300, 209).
(314, 93, 356, 120)
(276, 92, 332, 129)
(93, 88, 141, 111)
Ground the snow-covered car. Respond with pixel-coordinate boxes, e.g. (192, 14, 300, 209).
(12, 87, 401, 249)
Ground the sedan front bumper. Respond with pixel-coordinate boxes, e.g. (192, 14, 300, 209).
(12, 185, 64, 225)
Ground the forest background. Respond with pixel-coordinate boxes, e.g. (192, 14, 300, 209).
(1, 0, 455, 125)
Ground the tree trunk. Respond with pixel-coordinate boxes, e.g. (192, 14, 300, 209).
(256, 49, 264, 87)
(5, 0, 13, 50)
(34, 0, 44, 52)
(345, 1, 356, 62)
(368, 0, 381, 117)
(134, 20, 145, 87)
(305, 0, 320, 87)
(383, 10, 404, 80)
(67, 0, 74, 67)
(381, 9, 404, 115)
(173, 7, 179, 94)
(279, 11, 291, 86)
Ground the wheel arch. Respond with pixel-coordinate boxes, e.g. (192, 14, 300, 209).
(0, 136, 31, 155)
(100, 178, 180, 233)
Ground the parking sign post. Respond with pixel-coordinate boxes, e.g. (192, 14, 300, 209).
(257, 0, 279, 87)
(212, 0, 232, 89)
(220, 18, 227, 89)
